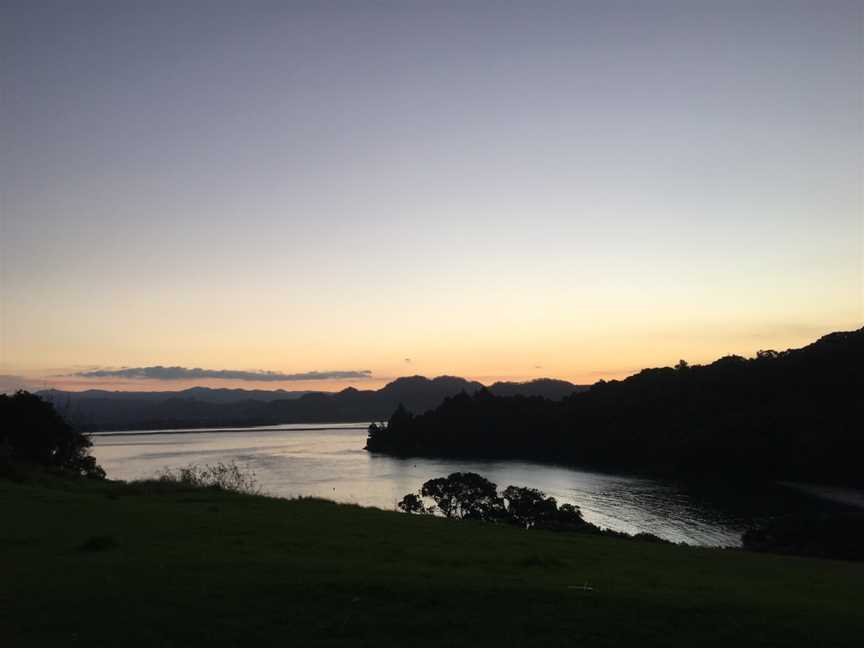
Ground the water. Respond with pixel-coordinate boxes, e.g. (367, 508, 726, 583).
(91, 424, 854, 548)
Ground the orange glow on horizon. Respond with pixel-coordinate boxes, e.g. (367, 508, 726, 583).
(7, 320, 859, 394)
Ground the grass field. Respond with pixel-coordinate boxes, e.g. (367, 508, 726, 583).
(2, 476, 862, 647)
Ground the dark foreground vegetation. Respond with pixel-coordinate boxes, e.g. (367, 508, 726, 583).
(368, 328, 864, 487)
(3, 472, 864, 647)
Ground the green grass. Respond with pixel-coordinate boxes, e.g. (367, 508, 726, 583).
(2, 476, 862, 647)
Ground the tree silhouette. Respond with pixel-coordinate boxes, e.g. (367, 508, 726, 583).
(398, 473, 594, 536)
(397, 493, 430, 514)
(0, 390, 105, 479)
(420, 472, 503, 520)
(502, 485, 559, 529)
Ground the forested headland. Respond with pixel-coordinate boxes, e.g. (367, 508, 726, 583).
(367, 329, 864, 487)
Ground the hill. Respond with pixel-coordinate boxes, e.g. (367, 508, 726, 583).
(40, 386, 315, 404)
(2, 475, 861, 647)
(368, 328, 864, 486)
(39, 376, 583, 431)
(489, 378, 589, 399)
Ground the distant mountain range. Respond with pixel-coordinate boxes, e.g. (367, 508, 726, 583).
(38, 386, 315, 404)
(39, 376, 588, 432)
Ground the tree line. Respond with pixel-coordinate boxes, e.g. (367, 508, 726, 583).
(397, 471, 670, 543)
(368, 329, 864, 486)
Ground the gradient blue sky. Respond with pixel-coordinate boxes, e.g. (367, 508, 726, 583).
(1, 1, 861, 391)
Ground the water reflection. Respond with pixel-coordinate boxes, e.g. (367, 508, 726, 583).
(91, 425, 849, 548)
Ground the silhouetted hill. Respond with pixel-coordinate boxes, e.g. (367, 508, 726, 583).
(368, 328, 864, 487)
(38, 376, 578, 432)
(489, 378, 587, 399)
(39, 386, 316, 431)
(39, 386, 313, 404)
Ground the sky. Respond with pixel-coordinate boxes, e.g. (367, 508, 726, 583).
(1, 1, 862, 393)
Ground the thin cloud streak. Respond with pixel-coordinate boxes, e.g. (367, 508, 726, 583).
(73, 366, 373, 382)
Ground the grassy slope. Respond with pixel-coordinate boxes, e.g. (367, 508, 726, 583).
(2, 477, 862, 648)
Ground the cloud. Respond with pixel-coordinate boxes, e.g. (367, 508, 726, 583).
(72, 366, 373, 382)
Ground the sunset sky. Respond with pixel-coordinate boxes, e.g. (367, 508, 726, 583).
(1, 1, 861, 393)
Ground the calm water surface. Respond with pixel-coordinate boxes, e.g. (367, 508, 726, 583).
(91, 424, 852, 548)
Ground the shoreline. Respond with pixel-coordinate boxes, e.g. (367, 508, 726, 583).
(88, 423, 369, 437)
